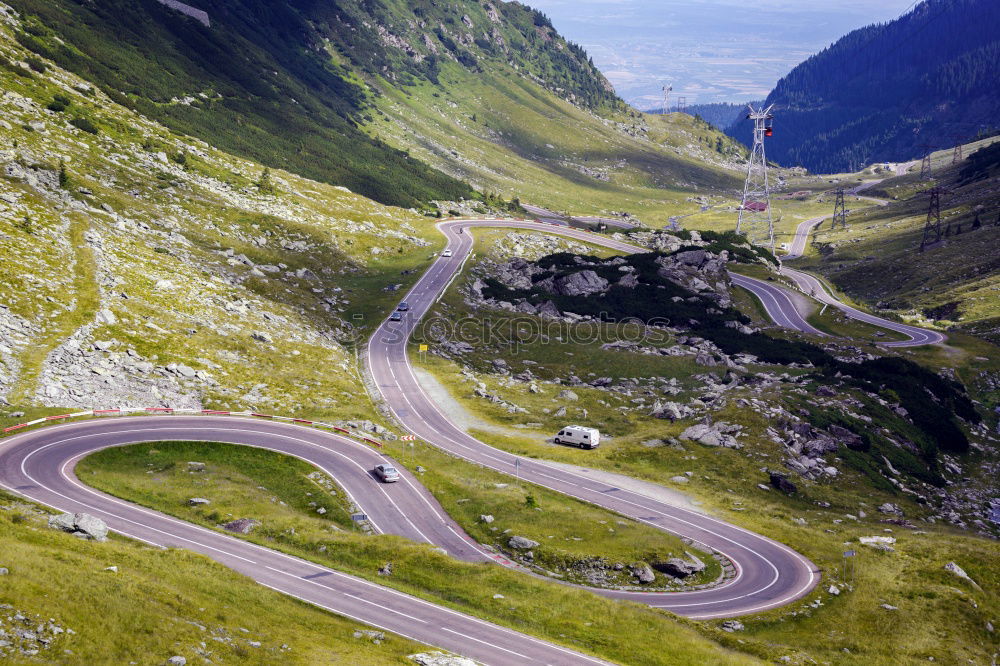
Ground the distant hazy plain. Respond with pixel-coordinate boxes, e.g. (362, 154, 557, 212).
(527, 0, 917, 106)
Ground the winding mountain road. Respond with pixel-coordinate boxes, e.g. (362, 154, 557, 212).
(778, 175, 945, 347)
(0, 214, 939, 664)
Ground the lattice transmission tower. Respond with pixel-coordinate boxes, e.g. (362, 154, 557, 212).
(831, 188, 847, 229)
(920, 186, 944, 252)
(736, 104, 776, 250)
(662, 85, 672, 114)
(919, 144, 935, 180)
(950, 135, 966, 164)
(676, 96, 687, 114)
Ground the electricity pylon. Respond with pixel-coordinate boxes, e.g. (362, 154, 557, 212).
(920, 186, 944, 251)
(831, 188, 847, 229)
(676, 96, 687, 114)
(919, 144, 935, 180)
(950, 135, 966, 164)
(736, 104, 775, 250)
(662, 85, 672, 114)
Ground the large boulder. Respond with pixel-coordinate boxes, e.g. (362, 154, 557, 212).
(48, 512, 109, 541)
(829, 424, 866, 451)
(507, 535, 539, 550)
(630, 562, 656, 584)
(222, 518, 259, 534)
(655, 553, 706, 578)
(679, 423, 741, 449)
(769, 472, 797, 494)
(552, 270, 608, 296)
(877, 503, 903, 516)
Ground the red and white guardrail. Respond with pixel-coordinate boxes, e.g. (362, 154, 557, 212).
(2, 408, 384, 447)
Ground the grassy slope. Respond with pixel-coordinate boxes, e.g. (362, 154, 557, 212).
(0, 491, 425, 664)
(4, 0, 473, 209)
(369, 61, 745, 222)
(77, 440, 756, 666)
(0, 20, 446, 417)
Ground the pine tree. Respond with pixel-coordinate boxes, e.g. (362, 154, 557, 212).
(257, 167, 275, 195)
(58, 159, 70, 189)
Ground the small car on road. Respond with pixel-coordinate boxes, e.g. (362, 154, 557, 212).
(388, 311, 402, 322)
(397, 301, 410, 311)
(373, 464, 400, 483)
(441, 249, 453, 257)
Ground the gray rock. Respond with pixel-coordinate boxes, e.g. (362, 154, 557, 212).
(187, 462, 206, 472)
(878, 503, 903, 516)
(720, 620, 744, 632)
(631, 562, 656, 584)
(222, 518, 259, 534)
(73, 513, 109, 541)
(166, 657, 187, 666)
(557, 389, 579, 401)
(552, 270, 608, 296)
(48, 512, 108, 541)
(679, 423, 741, 449)
(0, 567, 8, 575)
(251, 331, 273, 344)
(944, 561, 981, 590)
(508, 535, 539, 550)
(187, 498, 210, 506)
(769, 472, 797, 494)
(48, 513, 77, 532)
(656, 556, 704, 578)
(94, 309, 117, 326)
(408, 652, 478, 666)
(479, 514, 494, 524)
(378, 562, 393, 576)
(670, 475, 689, 484)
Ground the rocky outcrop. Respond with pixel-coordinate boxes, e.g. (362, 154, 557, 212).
(507, 535, 539, 550)
(47, 512, 109, 541)
(679, 422, 743, 449)
(547, 270, 608, 297)
(222, 518, 259, 534)
(655, 250, 732, 308)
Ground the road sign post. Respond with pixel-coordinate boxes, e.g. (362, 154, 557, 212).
(843, 550, 856, 584)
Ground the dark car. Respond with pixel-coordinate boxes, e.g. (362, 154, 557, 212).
(397, 301, 410, 311)
(388, 312, 402, 322)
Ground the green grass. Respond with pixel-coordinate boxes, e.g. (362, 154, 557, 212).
(76, 440, 758, 666)
(370, 62, 743, 223)
(79, 439, 720, 588)
(0, 490, 425, 664)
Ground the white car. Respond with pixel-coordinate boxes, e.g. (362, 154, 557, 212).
(554, 426, 601, 449)
(373, 464, 400, 483)
(441, 249, 453, 257)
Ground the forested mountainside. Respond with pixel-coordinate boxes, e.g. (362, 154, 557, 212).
(4, 0, 618, 208)
(732, 0, 1000, 173)
(684, 102, 757, 132)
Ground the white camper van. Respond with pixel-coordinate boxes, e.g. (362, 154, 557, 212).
(554, 426, 601, 449)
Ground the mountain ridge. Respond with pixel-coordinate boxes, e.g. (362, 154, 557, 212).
(731, 0, 1000, 173)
